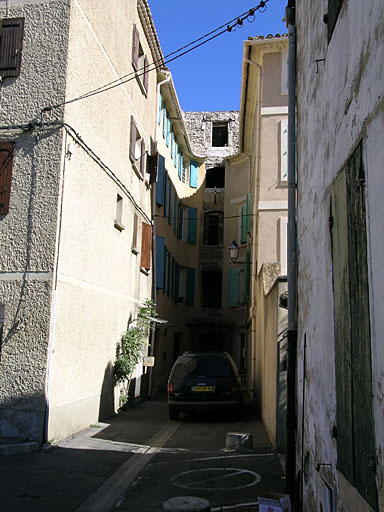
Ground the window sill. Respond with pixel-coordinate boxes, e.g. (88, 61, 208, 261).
(114, 220, 125, 231)
(140, 267, 150, 276)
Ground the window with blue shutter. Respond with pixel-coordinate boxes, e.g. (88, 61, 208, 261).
(190, 160, 198, 188)
(162, 102, 166, 138)
(229, 269, 240, 307)
(158, 91, 162, 125)
(173, 192, 177, 233)
(186, 268, 195, 306)
(187, 207, 197, 244)
(178, 151, 183, 179)
(174, 138, 178, 167)
(167, 251, 171, 296)
(174, 263, 180, 303)
(156, 236, 165, 288)
(156, 155, 165, 205)
(166, 112, 170, 147)
(168, 182, 172, 224)
(163, 171, 168, 216)
(171, 128, 174, 157)
(163, 246, 168, 292)
(177, 201, 183, 239)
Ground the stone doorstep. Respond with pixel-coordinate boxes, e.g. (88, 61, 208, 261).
(0, 441, 40, 456)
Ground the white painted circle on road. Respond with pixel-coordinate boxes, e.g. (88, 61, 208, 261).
(171, 467, 261, 491)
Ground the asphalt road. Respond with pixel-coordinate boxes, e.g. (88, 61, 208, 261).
(0, 397, 286, 511)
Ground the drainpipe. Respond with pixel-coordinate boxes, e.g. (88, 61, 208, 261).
(148, 70, 171, 397)
(245, 51, 262, 400)
(285, 1, 297, 504)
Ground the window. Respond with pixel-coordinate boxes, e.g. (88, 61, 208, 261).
(0, 142, 15, 214)
(205, 167, 225, 188)
(156, 236, 165, 288)
(156, 154, 165, 205)
(190, 161, 198, 189)
(181, 158, 189, 184)
(129, 116, 145, 177)
(173, 265, 195, 306)
(212, 122, 228, 147)
(140, 222, 152, 271)
(229, 269, 240, 307)
(114, 194, 124, 231)
(187, 207, 197, 245)
(327, 0, 344, 41)
(204, 211, 223, 245)
(202, 270, 222, 308)
(132, 24, 148, 94)
(132, 213, 138, 253)
(280, 120, 288, 182)
(330, 142, 377, 510)
(0, 18, 24, 78)
(240, 195, 252, 244)
(281, 51, 288, 96)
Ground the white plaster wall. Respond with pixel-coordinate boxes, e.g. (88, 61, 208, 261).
(296, 0, 384, 509)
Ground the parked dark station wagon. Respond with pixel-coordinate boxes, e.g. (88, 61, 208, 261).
(167, 352, 243, 420)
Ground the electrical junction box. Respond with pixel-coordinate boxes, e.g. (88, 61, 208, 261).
(143, 356, 155, 367)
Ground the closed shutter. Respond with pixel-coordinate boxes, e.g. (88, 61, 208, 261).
(162, 102, 166, 138)
(167, 251, 171, 296)
(0, 18, 24, 78)
(132, 24, 139, 71)
(143, 56, 149, 95)
(244, 250, 250, 302)
(170, 257, 175, 300)
(129, 116, 137, 163)
(174, 263, 180, 303)
(246, 194, 252, 234)
(163, 246, 168, 292)
(170, 128, 174, 157)
(177, 201, 183, 239)
(241, 205, 247, 243)
(168, 182, 172, 224)
(158, 92, 162, 125)
(186, 268, 195, 306)
(174, 138, 178, 167)
(166, 112, 170, 147)
(190, 161, 198, 188)
(141, 222, 152, 270)
(156, 236, 165, 288)
(229, 268, 240, 307)
(173, 191, 177, 233)
(187, 207, 197, 244)
(163, 171, 168, 216)
(178, 151, 183, 179)
(280, 120, 288, 181)
(140, 139, 145, 176)
(156, 154, 165, 205)
(0, 142, 14, 214)
(132, 213, 138, 250)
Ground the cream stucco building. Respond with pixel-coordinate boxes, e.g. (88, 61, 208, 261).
(0, 0, 163, 443)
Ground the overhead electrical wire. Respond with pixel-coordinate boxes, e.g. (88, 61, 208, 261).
(42, 0, 270, 113)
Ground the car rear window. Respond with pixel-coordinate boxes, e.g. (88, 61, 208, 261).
(172, 356, 232, 379)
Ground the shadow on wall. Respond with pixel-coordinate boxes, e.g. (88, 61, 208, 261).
(98, 361, 116, 421)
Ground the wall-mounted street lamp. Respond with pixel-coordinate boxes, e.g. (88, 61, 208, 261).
(229, 241, 239, 263)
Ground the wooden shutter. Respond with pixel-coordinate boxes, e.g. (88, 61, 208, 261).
(187, 207, 197, 244)
(167, 251, 171, 296)
(280, 120, 288, 181)
(158, 92, 162, 125)
(189, 161, 198, 188)
(178, 151, 183, 179)
(132, 24, 139, 70)
(170, 128, 174, 157)
(168, 182, 172, 225)
(170, 257, 175, 300)
(132, 213, 138, 250)
(156, 236, 164, 287)
(241, 205, 247, 243)
(143, 56, 149, 95)
(139, 139, 145, 176)
(156, 154, 165, 205)
(140, 222, 152, 270)
(246, 194, 252, 234)
(186, 268, 195, 306)
(162, 102, 166, 138)
(173, 191, 177, 233)
(244, 250, 250, 302)
(166, 112, 170, 147)
(129, 116, 137, 163)
(0, 142, 15, 214)
(163, 246, 168, 292)
(174, 138, 178, 167)
(177, 201, 183, 239)
(229, 269, 240, 307)
(0, 18, 24, 78)
(331, 143, 378, 510)
(174, 263, 180, 303)
(163, 171, 168, 216)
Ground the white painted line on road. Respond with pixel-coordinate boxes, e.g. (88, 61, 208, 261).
(146, 452, 275, 468)
(75, 420, 181, 512)
(171, 467, 261, 491)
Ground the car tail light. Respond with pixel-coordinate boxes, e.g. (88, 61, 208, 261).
(168, 381, 174, 396)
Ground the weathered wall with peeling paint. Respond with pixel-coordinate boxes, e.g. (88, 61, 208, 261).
(296, 0, 384, 510)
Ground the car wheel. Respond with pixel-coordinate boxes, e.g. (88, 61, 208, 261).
(169, 408, 179, 420)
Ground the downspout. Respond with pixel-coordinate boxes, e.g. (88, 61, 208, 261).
(285, 1, 297, 504)
(148, 71, 171, 397)
(245, 51, 262, 400)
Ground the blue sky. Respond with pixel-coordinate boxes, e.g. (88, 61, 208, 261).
(147, 0, 287, 111)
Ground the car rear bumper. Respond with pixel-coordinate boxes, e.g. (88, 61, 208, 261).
(168, 400, 241, 413)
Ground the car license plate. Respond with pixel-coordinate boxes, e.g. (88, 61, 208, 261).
(192, 385, 213, 392)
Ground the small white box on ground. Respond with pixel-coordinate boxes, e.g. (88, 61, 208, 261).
(258, 492, 291, 512)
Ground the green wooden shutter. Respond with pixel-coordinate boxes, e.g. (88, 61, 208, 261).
(246, 193, 252, 234)
(331, 143, 378, 510)
(186, 268, 195, 306)
(187, 207, 197, 244)
(229, 269, 240, 307)
(156, 155, 165, 205)
(244, 250, 250, 302)
(241, 205, 247, 243)
(156, 236, 165, 288)
(190, 161, 198, 188)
